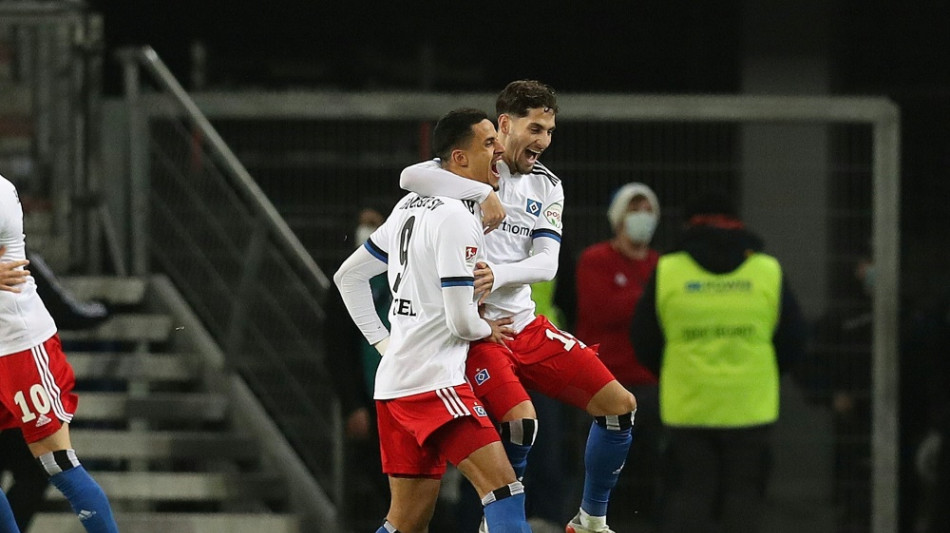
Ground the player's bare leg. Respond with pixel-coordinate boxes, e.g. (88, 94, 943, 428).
(383, 476, 441, 533)
(457, 441, 519, 496)
(495, 400, 539, 482)
(585, 380, 637, 417)
(473, 398, 538, 533)
(26, 422, 73, 457)
(457, 442, 531, 533)
(499, 400, 536, 422)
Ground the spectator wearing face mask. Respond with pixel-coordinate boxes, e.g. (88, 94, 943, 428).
(575, 182, 662, 527)
(577, 183, 661, 389)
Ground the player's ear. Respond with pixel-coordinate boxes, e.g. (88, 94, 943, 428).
(497, 114, 511, 135)
(450, 148, 468, 167)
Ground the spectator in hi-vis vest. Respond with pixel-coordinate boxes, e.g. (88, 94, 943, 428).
(631, 190, 805, 533)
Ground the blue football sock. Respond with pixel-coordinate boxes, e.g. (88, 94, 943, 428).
(500, 419, 537, 480)
(0, 493, 21, 533)
(484, 493, 531, 532)
(482, 482, 531, 533)
(45, 462, 118, 533)
(582, 416, 633, 517)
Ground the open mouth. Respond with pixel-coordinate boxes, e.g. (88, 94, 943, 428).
(525, 148, 541, 166)
(492, 155, 510, 180)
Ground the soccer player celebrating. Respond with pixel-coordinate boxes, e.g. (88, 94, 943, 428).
(400, 80, 636, 533)
(334, 108, 531, 533)
(0, 174, 120, 533)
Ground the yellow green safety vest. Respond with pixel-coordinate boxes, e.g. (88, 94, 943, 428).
(656, 251, 782, 427)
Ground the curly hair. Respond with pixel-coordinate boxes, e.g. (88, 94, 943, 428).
(495, 80, 558, 117)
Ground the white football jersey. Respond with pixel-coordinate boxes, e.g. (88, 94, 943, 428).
(0, 176, 57, 356)
(400, 160, 565, 332)
(481, 163, 564, 329)
(365, 193, 487, 399)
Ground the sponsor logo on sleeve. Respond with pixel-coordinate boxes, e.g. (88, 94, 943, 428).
(474, 368, 490, 385)
(544, 202, 563, 229)
(526, 198, 542, 217)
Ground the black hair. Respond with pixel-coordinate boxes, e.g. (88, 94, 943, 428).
(495, 80, 559, 117)
(431, 108, 490, 161)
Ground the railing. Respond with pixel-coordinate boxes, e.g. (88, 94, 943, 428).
(114, 46, 341, 504)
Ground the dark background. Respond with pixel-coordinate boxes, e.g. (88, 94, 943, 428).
(86, 0, 950, 283)
(87, 1, 950, 94)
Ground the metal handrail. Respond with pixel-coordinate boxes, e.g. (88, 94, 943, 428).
(118, 45, 330, 291)
(114, 45, 340, 503)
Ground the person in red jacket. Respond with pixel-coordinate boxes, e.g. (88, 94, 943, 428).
(576, 182, 661, 526)
(577, 182, 660, 385)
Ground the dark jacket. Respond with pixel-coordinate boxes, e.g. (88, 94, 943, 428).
(631, 224, 806, 376)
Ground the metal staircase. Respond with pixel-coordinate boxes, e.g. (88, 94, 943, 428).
(29, 275, 312, 533)
(4, 9, 340, 529)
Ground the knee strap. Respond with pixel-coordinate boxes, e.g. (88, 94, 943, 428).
(500, 418, 538, 446)
(594, 410, 635, 431)
(481, 481, 525, 506)
(37, 449, 80, 476)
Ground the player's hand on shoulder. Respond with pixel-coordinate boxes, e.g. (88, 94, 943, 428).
(484, 316, 514, 345)
(474, 261, 494, 304)
(480, 191, 505, 234)
(0, 246, 29, 293)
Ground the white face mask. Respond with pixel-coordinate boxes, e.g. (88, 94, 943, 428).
(355, 225, 376, 248)
(623, 211, 657, 243)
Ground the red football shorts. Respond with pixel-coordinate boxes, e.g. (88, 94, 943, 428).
(376, 384, 499, 477)
(466, 315, 616, 418)
(0, 334, 78, 443)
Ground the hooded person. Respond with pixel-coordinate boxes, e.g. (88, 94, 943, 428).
(630, 189, 806, 533)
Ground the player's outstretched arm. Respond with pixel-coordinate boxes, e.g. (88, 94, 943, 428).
(333, 245, 390, 350)
(0, 245, 29, 293)
(400, 160, 492, 202)
(479, 191, 505, 233)
(400, 160, 506, 232)
(488, 233, 560, 292)
(490, 183, 564, 290)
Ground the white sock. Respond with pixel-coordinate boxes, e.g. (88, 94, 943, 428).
(580, 508, 607, 530)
